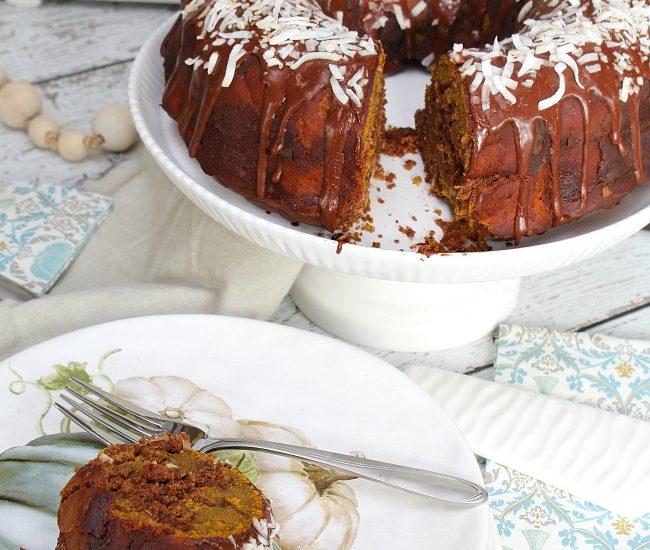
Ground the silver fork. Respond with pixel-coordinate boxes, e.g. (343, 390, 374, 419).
(54, 377, 487, 507)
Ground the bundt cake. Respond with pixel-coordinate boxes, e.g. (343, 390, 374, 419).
(161, 0, 649, 245)
(416, 0, 650, 242)
(161, 0, 387, 232)
(56, 434, 277, 550)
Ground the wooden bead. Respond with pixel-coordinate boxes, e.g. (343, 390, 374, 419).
(0, 68, 9, 89)
(0, 82, 42, 129)
(27, 114, 59, 149)
(92, 103, 138, 152)
(57, 129, 89, 162)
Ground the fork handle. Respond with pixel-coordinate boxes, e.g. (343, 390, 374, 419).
(194, 437, 487, 506)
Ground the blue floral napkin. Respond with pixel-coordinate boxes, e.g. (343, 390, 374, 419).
(0, 183, 112, 297)
(486, 325, 650, 550)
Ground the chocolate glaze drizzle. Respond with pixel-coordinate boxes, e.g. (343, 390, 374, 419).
(460, 0, 649, 243)
(161, 0, 377, 231)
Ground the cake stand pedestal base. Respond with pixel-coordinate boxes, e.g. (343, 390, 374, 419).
(290, 266, 521, 352)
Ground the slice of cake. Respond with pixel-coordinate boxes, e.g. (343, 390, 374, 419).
(56, 434, 277, 550)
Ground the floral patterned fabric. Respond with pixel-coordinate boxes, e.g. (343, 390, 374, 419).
(487, 325, 650, 550)
(0, 182, 112, 297)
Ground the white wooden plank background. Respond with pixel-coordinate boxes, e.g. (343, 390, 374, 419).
(1, 0, 649, 375)
(0, 2, 175, 82)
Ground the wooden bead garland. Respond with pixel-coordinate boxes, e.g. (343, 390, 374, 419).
(0, 82, 42, 129)
(0, 69, 138, 162)
(27, 115, 58, 150)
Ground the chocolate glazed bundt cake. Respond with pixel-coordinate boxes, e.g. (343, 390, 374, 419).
(56, 434, 277, 550)
(161, 0, 649, 244)
(416, 0, 650, 242)
(161, 0, 386, 232)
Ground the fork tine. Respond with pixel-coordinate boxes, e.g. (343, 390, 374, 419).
(59, 394, 140, 444)
(69, 377, 165, 426)
(54, 402, 125, 446)
(64, 386, 158, 438)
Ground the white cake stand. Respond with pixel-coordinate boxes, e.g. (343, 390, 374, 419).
(130, 17, 650, 351)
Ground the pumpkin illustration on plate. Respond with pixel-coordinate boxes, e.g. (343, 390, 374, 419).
(0, 432, 104, 550)
(240, 420, 360, 550)
(115, 375, 244, 439)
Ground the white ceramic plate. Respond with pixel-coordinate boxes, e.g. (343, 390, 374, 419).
(0, 315, 491, 550)
(129, 15, 650, 283)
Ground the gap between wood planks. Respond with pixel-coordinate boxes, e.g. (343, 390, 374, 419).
(33, 58, 134, 86)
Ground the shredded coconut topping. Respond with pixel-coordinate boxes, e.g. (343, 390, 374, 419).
(182, 0, 377, 107)
(451, 0, 650, 110)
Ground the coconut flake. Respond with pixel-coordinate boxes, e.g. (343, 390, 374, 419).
(421, 52, 436, 67)
(222, 43, 245, 87)
(411, 0, 428, 18)
(330, 76, 349, 105)
(206, 51, 220, 74)
(538, 62, 567, 110)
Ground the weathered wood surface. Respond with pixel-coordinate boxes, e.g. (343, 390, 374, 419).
(1, 1, 648, 374)
(0, 2, 174, 83)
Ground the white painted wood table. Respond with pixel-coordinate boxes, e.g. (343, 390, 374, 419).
(1, 1, 649, 377)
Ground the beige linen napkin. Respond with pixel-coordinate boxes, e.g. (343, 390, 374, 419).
(0, 147, 303, 359)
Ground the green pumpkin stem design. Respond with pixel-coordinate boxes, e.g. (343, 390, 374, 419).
(5, 349, 121, 436)
(8, 363, 53, 436)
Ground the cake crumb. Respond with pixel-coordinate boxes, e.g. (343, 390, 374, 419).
(372, 242, 381, 248)
(403, 159, 416, 170)
(377, 197, 385, 204)
(383, 127, 419, 156)
(433, 209, 442, 216)
(412, 176, 423, 186)
(413, 219, 491, 256)
(399, 225, 416, 239)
